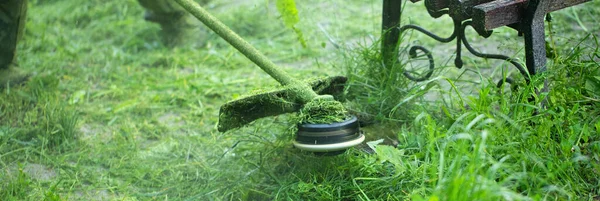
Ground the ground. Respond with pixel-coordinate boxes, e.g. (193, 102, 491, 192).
(0, 0, 599, 200)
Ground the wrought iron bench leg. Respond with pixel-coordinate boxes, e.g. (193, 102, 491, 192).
(523, 0, 549, 76)
(522, 0, 550, 106)
(382, 0, 402, 67)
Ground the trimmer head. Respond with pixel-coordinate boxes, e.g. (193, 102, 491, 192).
(293, 115, 365, 156)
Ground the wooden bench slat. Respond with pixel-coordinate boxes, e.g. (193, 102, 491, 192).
(472, 0, 526, 31)
(473, 0, 591, 31)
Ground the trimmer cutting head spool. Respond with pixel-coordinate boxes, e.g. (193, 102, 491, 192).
(293, 115, 365, 156)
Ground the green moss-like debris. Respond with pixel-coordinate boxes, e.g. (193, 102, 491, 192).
(218, 86, 302, 132)
(218, 76, 349, 132)
(297, 98, 349, 124)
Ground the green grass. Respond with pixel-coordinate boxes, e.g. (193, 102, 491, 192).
(0, 0, 599, 200)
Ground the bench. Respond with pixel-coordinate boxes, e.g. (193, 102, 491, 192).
(381, 0, 591, 85)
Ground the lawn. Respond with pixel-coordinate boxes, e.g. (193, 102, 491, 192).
(1, 0, 599, 200)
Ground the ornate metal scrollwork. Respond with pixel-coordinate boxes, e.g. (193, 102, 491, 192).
(397, 15, 527, 87)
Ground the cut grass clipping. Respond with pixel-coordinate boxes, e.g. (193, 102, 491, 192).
(297, 95, 349, 124)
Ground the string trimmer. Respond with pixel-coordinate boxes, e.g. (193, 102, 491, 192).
(174, 0, 364, 155)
